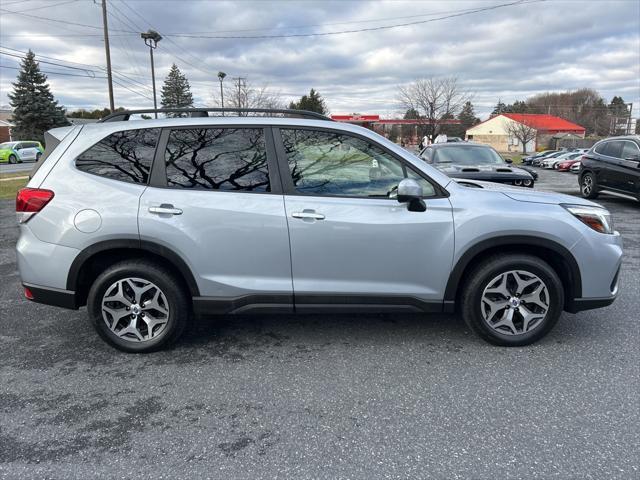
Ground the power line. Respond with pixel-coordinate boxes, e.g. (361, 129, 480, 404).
(166, 0, 540, 39)
(0, 6, 137, 33)
(0, 47, 154, 101)
(169, 2, 530, 35)
(0, 50, 96, 76)
(0, 0, 80, 14)
(0, 64, 106, 78)
(117, 0, 217, 76)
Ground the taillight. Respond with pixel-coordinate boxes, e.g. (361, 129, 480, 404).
(16, 188, 54, 223)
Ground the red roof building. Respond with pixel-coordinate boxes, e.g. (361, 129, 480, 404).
(466, 113, 586, 153)
(500, 113, 586, 135)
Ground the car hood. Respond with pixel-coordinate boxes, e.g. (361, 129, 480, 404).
(454, 179, 601, 206)
(435, 163, 531, 176)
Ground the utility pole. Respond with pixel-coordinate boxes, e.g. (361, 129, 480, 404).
(233, 77, 246, 114)
(100, 0, 115, 112)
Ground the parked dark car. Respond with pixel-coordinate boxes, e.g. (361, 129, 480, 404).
(522, 150, 558, 165)
(419, 142, 535, 187)
(580, 135, 640, 201)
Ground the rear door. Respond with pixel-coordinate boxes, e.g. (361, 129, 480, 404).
(611, 140, 640, 195)
(274, 127, 454, 311)
(138, 125, 293, 312)
(17, 142, 37, 161)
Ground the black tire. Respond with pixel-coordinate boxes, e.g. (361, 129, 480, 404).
(87, 260, 190, 353)
(36, 152, 42, 162)
(460, 254, 564, 347)
(580, 171, 599, 199)
(8, 154, 17, 164)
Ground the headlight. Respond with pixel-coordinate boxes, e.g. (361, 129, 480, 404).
(563, 204, 614, 234)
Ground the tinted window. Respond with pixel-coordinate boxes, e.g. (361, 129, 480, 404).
(621, 141, 640, 159)
(76, 128, 159, 184)
(165, 128, 269, 192)
(597, 141, 624, 158)
(433, 146, 504, 165)
(420, 148, 434, 163)
(281, 129, 435, 198)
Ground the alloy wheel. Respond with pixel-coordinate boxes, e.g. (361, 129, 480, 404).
(480, 270, 549, 336)
(101, 277, 169, 342)
(582, 175, 593, 195)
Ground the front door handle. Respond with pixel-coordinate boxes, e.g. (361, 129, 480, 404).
(291, 210, 325, 220)
(149, 204, 183, 216)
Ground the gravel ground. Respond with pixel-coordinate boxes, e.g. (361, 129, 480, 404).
(1, 169, 638, 479)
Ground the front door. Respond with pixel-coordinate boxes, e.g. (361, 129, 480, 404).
(138, 126, 293, 312)
(274, 127, 455, 311)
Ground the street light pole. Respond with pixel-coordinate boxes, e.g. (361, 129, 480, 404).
(218, 71, 226, 115)
(141, 30, 162, 118)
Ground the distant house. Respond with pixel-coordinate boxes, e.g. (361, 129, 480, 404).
(0, 109, 13, 142)
(466, 113, 586, 153)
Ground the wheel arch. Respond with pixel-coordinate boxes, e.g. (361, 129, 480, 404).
(445, 236, 582, 311)
(67, 239, 200, 307)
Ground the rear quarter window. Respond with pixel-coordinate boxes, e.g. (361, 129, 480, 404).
(75, 128, 160, 184)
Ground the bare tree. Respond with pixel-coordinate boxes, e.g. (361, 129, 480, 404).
(212, 79, 284, 114)
(397, 77, 470, 141)
(503, 118, 537, 154)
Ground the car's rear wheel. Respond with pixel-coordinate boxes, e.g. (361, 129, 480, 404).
(87, 260, 189, 353)
(36, 152, 42, 162)
(580, 172, 599, 199)
(460, 254, 564, 346)
(8, 154, 17, 164)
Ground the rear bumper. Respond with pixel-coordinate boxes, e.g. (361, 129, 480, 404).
(23, 283, 78, 310)
(565, 296, 616, 313)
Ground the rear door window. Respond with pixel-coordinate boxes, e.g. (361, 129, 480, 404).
(621, 141, 640, 159)
(76, 128, 160, 184)
(164, 128, 270, 192)
(600, 141, 624, 159)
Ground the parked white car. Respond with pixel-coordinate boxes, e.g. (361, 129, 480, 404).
(541, 152, 579, 169)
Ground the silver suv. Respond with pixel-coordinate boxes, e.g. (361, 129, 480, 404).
(16, 109, 623, 352)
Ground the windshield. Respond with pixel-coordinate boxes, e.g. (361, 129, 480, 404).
(0, 142, 17, 149)
(433, 146, 505, 165)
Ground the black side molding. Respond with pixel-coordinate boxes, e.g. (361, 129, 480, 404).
(565, 296, 616, 313)
(23, 283, 78, 310)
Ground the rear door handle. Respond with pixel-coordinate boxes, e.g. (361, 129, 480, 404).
(149, 204, 183, 216)
(291, 210, 325, 220)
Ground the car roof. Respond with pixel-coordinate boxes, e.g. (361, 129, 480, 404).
(427, 142, 487, 148)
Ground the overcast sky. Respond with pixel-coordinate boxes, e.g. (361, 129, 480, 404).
(0, 0, 638, 118)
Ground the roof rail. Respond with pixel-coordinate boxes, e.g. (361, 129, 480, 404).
(98, 107, 333, 123)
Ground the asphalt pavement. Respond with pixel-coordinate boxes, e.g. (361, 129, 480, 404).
(1, 169, 638, 479)
(0, 162, 34, 175)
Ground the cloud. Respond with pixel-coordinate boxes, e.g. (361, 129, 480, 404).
(0, 0, 638, 118)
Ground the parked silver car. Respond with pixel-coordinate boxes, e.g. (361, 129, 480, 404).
(16, 109, 623, 352)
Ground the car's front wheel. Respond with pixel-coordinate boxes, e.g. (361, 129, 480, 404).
(8, 154, 17, 164)
(580, 172, 599, 199)
(461, 254, 564, 346)
(87, 260, 190, 353)
(36, 152, 42, 162)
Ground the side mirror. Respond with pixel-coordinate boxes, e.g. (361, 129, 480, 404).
(397, 179, 426, 212)
(504, 158, 513, 164)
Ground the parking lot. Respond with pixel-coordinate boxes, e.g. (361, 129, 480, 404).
(1, 169, 638, 479)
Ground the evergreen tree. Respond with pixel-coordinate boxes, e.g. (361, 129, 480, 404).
(8, 50, 69, 142)
(288, 89, 327, 114)
(492, 100, 507, 115)
(457, 101, 480, 130)
(160, 64, 194, 116)
(608, 96, 628, 117)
